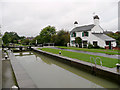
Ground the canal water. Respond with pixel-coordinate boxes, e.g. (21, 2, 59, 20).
(14, 51, 119, 88)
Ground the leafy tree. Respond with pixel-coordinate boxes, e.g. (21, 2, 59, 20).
(31, 35, 42, 45)
(2, 32, 20, 45)
(21, 39, 30, 45)
(75, 37, 82, 48)
(53, 30, 70, 46)
(31, 26, 56, 45)
(2, 32, 9, 44)
(19, 36, 26, 40)
(39, 26, 56, 43)
(51, 34, 57, 43)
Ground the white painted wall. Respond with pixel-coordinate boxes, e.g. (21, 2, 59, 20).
(112, 41, 116, 47)
(91, 25, 103, 33)
(70, 30, 116, 48)
(75, 31, 105, 47)
(92, 17, 103, 33)
(88, 31, 106, 48)
(94, 19, 99, 26)
(70, 34, 75, 46)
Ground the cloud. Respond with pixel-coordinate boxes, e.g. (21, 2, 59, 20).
(101, 18, 118, 31)
(0, 0, 118, 36)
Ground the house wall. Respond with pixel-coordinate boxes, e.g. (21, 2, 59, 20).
(70, 34, 75, 46)
(111, 41, 116, 47)
(91, 25, 103, 33)
(70, 30, 106, 48)
(70, 25, 116, 48)
(88, 31, 106, 48)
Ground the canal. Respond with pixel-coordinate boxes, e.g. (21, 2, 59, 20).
(14, 51, 119, 88)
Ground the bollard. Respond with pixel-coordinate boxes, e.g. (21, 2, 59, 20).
(11, 85, 18, 90)
(5, 54, 8, 59)
(59, 51, 61, 55)
(116, 63, 120, 72)
(19, 46, 22, 51)
(29, 46, 31, 49)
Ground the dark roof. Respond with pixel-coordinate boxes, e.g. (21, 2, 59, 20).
(93, 34, 115, 41)
(93, 15, 99, 19)
(71, 24, 95, 33)
(74, 21, 78, 24)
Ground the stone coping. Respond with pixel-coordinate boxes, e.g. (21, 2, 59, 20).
(0, 49, 2, 89)
(7, 50, 37, 88)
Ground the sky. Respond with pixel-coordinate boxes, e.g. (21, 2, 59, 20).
(0, 0, 119, 37)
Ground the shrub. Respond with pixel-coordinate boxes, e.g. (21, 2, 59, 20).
(94, 45, 100, 49)
(88, 43, 94, 49)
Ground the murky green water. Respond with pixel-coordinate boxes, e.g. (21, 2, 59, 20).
(14, 51, 120, 88)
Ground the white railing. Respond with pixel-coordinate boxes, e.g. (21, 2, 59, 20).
(90, 56, 102, 68)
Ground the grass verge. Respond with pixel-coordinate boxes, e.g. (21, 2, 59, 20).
(56, 46, 120, 55)
(40, 48, 119, 68)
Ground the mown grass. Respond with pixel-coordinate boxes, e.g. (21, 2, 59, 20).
(56, 46, 120, 55)
(39, 48, 119, 68)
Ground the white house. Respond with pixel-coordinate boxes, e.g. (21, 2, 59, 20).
(70, 15, 116, 49)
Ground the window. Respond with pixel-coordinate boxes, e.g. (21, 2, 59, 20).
(93, 41, 98, 46)
(82, 31, 89, 37)
(71, 32, 76, 37)
(83, 41, 87, 48)
(71, 40, 75, 44)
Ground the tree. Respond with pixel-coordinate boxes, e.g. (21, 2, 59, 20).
(51, 34, 57, 43)
(21, 39, 30, 45)
(2, 32, 9, 45)
(53, 30, 70, 46)
(75, 37, 82, 48)
(2, 32, 20, 45)
(39, 26, 56, 43)
(31, 35, 42, 45)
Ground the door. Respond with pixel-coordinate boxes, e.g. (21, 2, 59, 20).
(83, 41, 87, 48)
(109, 41, 111, 49)
(93, 41, 98, 47)
(106, 41, 111, 49)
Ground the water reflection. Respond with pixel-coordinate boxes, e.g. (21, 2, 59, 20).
(15, 51, 119, 88)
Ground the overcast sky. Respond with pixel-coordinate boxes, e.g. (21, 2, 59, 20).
(0, 0, 119, 37)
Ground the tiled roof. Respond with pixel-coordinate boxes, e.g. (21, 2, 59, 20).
(71, 24, 95, 33)
(93, 34, 115, 41)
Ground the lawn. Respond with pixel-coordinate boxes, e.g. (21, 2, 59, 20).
(56, 46, 120, 55)
(39, 48, 119, 68)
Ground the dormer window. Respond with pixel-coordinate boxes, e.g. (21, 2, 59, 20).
(71, 32, 76, 37)
(82, 31, 89, 37)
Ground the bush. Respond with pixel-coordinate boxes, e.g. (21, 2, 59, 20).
(88, 43, 94, 49)
(93, 45, 104, 49)
(94, 45, 100, 49)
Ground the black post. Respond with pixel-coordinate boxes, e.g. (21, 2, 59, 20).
(19, 46, 22, 51)
(29, 46, 31, 50)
